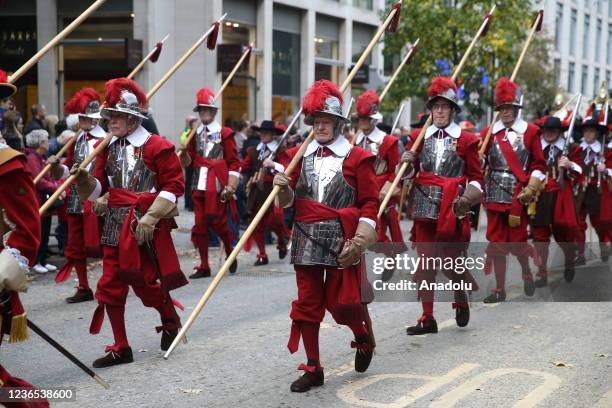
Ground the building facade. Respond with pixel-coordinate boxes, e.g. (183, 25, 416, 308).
(539, 0, 612, 103)
(1, 0, 386, 143)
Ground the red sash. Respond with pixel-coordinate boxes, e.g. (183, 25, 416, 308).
(494, 133, 530, 224)
(108, 188, 187, 291)
(414, 171, 467, 240)
(554, 184, 578, 230)
(192, 156, 232, 217)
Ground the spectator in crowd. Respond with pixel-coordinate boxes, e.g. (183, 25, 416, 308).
(45, 114, 60, 155)
(241, 124, 260, 160)
(24, 103, 47, 135)
(0, 97, 15, 130)
(2, 110, 24, 151)
(179, 115, 198, 211)
(24, 129, 60, 274)
(234, 120, 249, 155)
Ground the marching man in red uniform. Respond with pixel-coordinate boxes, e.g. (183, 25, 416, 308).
(480, 78, 546, 302)
(354, 90, 403, 244)
(574, 117, 611, 263)
(0, 71, 48, 406)
(73, 78, 187, 367)
(530, 116, 582, 285)
(178, 88, 240, 278)
(400, 77, 483, 335)
(240, 120, 289, 265)
(49, 88, 105, 303)
(273, 80, 379, 392)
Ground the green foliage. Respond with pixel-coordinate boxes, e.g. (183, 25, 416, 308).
(381, 1, 556, 122)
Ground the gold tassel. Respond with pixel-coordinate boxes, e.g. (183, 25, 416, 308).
(508, 214, 521, 228)
(9, 313, 29, 343)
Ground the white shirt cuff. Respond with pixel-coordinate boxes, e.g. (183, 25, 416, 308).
(158, 190, 177, 203)
(607, 168, 612, 177)
(273, 162, 285, 173)
(570, 162, 582, 174)
(61, 164, 69, 179)
(87, 179, 102, 201)
(468, 180, 482, 192)
(229, 171, 241, 178)
(359, 217, 377, 230)
(530, 169, 546, 181)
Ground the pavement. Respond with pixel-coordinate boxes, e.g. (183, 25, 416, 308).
(3, 207, 612, 408)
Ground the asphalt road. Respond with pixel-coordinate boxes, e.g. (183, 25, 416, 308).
(2, 215, 611, 408)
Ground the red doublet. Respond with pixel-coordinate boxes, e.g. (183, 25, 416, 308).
(188, 126, 238, 268)
(408, 128, 483, 243)
(56, 133, 104, 286)
(285, 146, 378, 355)
(88, 134, 186, 339)
(0, 152, 46, 404)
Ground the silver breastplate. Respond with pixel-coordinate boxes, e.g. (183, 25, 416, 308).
(581, 148, 600, 178)
(412, 135, 465, 220)
(544, 145, 563, 177)
(67, 135, 98, 214)
(291, 152, 356, 266)
(101, 138, 157, 246)
(196, 130, 224, 160)
(485, 133, 530, 204)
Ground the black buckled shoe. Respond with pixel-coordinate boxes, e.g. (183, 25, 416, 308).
(66, 288, 94, 304)
(575, 254, 586, 266)
(381, 267, 395, 282)
(406, 316, 438, 335)
(483, 290, 506, 304)
(158, 320, 179, 351)
(453, 304, 470, 327)
(352, 336, 374, 373)
(523, 278, 535, 297)
(227, 257, 238, 274)
(534, 274, 548, 287)
(564, 265, 575, 283)
(189, 267, 211, 279)
(254, 255, 268, 266)
(290, 365, 324, 393)
(278, 245, 288, 260)
(93, 346, 133, 368)
(601, 243, 610, 262)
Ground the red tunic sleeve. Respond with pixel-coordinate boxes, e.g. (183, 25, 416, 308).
(0, 156, 41, 265)
(351, 148, 379, 221)
(458, 131, 484, 186)
(143, 135, 185, 199)
(221, 127, 240, 173)
(239, 147, 255, 174)
(525, 123, 546, 175)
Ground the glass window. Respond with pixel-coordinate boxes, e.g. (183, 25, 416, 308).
(594, 67, 600, 95)
(581, 64, 589, 94)
(570, 9, 577, 56)
(315, 37, 339, 60)
(272, 29, 300, 123)
(583, 15, 590, 59)
(555, 2, 563, 51)
(353, 0, 373, 10)
(554, 59, 561, 85)
(568, 62, 575, 93)
(607, 70, 611, 87)
(596, 19, 602, 61)
(608, 25, 612, 64)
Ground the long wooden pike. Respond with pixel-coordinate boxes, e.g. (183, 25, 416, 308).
(164, 0, 404, 360)
(182, 42, 255, 148)
(127, 34, 170, 79)
(39, 14, 226, 215)
(9, 0, 107, 84)
(352, 38, 419, 145)
(378, 5, 496, 218)
(478, 9, 544, 156)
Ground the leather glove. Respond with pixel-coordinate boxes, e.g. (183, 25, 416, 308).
(177, 145, 191, 168)
(517, 176, 542, 205)
(337, 221, 378, 268)
(70, 165, 97, 202)
(220, 174, 239, 202)
(0, 250, 29, 292)
(399, 151, 416, 173)
(48, 155, 64, 180)
(273, 172, 294, 208)
(93, 193, 109, 216)
(135, 196, 176, 244)
(379, 180, 400, 201)
(453, 183, 482, 218)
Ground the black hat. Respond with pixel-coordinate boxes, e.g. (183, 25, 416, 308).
(376, 122, 392, 134)
(538, 115, 568, 131)
(578, 117, 608, 134)
(253, 120, 284, 135)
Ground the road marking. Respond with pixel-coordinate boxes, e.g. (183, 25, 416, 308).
(431, 368, 562, 408)
(328, 362, 355, 377)
(594, 391, 612, 408)
(336, 363, 479, 408)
